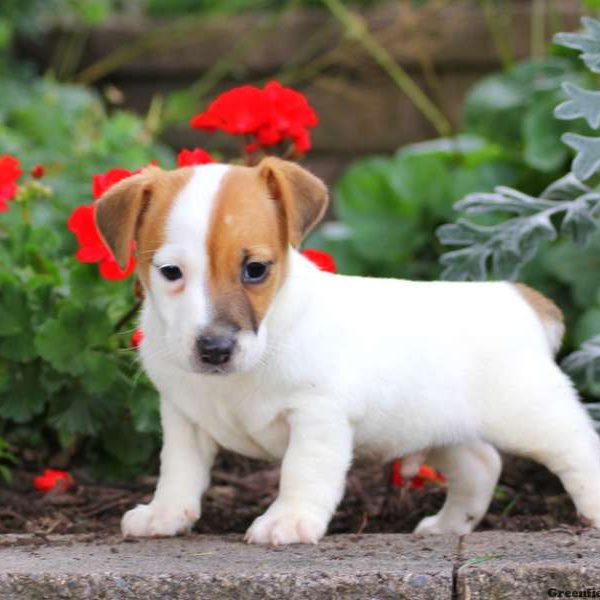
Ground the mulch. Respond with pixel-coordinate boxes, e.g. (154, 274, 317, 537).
(0, 453, 584, 539)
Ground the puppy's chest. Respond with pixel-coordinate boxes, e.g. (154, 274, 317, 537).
(174, 387, 290, 461)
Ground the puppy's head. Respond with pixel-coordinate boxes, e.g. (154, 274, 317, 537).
(95, 158, 328, 374)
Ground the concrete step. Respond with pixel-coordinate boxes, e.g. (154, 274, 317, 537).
(1, 531, 599, 599)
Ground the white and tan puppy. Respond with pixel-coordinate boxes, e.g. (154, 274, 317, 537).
(96, 158, 600, 544)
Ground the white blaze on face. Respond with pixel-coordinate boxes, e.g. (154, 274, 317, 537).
(147, 164, 231, 371)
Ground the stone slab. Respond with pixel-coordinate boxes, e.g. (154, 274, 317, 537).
(458, 530, 600, 600)
(0, 533, 456, 600)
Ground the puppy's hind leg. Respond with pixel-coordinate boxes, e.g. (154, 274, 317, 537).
(414, 441, 501, 535)
(488, 363, 600, 528)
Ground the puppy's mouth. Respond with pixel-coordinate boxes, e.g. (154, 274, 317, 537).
(197, 363, 234, 376)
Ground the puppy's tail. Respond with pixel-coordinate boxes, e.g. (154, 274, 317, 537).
(514, 283, 565, 355)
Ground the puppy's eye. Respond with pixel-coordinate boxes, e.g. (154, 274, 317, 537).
(159, 264, 183, 281)
(242, 261, 269, 284)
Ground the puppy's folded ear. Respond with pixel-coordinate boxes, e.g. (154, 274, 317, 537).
(258, 157, 328, 247)
(95, 167, 159, 268)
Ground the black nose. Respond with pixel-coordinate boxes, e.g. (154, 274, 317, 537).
(197, 334, 235, 366)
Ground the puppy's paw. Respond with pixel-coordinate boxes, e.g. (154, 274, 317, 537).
(414, 513, 475, 536)
(244, 504, 327, 545)
(121, 502, 199, 538)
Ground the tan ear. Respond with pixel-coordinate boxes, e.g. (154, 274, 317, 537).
(258, 157, 328, 247)
(95, 168, 158, 268)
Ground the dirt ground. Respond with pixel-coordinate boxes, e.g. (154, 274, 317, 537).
(0, 453, 585, 538)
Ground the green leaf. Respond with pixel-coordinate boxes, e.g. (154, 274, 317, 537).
(50, 390, 100, 436)
(555, 82, 600, 128)
(101, 418, 156, 467)
(562, 133, 600, 180)
(0, 279, 37, 361)
(34, 304, 113, 375)
(555, 17, 600, 74)
(574, 308, 600, 347)
(541, 231, 600, 307)
(523, 96, 568, 172)
(0, 281, 30, 337)
(80, 350, 120, 395)
(542, 173, 591, 201)
(560, 192, 600, 245)
(129, 383, 160, 434)
(0, 363, 47, 423)
(562, 334, 600, 395)
(439, 212, 557, 281)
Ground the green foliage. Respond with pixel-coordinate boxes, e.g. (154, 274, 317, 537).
(316, 53, 592, 284)
(439, 19, 600, 279)
(438, 175, 600, 281)
(435, 16, 600, 398)
(310, 136, 521, 280)
(0, 0, 120, 34)
(439, 18, 600, 284)
(463, 58, 594, 176)
(0, 436, 17, 482)
(0, 72, 173, 478)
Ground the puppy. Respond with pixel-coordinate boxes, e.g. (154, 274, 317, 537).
(96, 158, 600, 544)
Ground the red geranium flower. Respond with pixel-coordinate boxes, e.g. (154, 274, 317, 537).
(92, 167, 134, 199)
(67, 167, 140, 280)
(0, 155, 22, 211)
(302, 249, 337, 273)
(177, 148, 215, 167)
(33, 469, 74, 493)
(391, 459, 446, 489)
(191, 81, 318, 155)
(131, 328, 144, 349)
(31, 164, 45, 179)
(67, 204, 135, 281)
(191, 85, 266, 135)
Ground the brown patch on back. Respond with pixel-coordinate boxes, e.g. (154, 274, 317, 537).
(514, 283, 564, 326)
(206, 165, 287, 331)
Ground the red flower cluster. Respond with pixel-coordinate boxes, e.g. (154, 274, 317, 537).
(301, 249, 336, 273)
(33, 469, 74, 493)
(391, 459, 446, 489)
(0, 155, 22, 211)
(92, 167, 134, 200)
(177, 148, 214, 167)
(68, 168, 137, 281)
(191, 81, 318, 154)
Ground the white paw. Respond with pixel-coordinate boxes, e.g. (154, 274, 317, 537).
(244, 504, 327, 545)
(121, 502, 199, 538)
(414, 513, 475, 536)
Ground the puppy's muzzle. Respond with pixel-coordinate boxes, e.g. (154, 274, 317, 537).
(197, 333, 235, 366)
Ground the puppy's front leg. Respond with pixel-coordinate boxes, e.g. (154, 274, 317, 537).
(245, 407, 353, 545)
(122, 398, 217, 537)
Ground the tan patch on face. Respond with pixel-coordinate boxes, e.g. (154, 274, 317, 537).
(135, 168, 194, 285)
(514, 283, 564, 327)
(206, 165, 287, 332)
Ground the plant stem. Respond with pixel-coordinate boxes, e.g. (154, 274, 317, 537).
(481, 0, 514, 70)
(321, 0, 452, 137)
(530, 0, 546, 60)
(113, 300, 142, 334)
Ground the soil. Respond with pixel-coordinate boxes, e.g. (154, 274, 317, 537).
(0, 453, 585, 538)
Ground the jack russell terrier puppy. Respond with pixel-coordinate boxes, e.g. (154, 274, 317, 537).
(96, 158, 600, 544)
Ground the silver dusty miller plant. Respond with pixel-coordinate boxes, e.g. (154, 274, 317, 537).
(437, 17, 600, 394)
